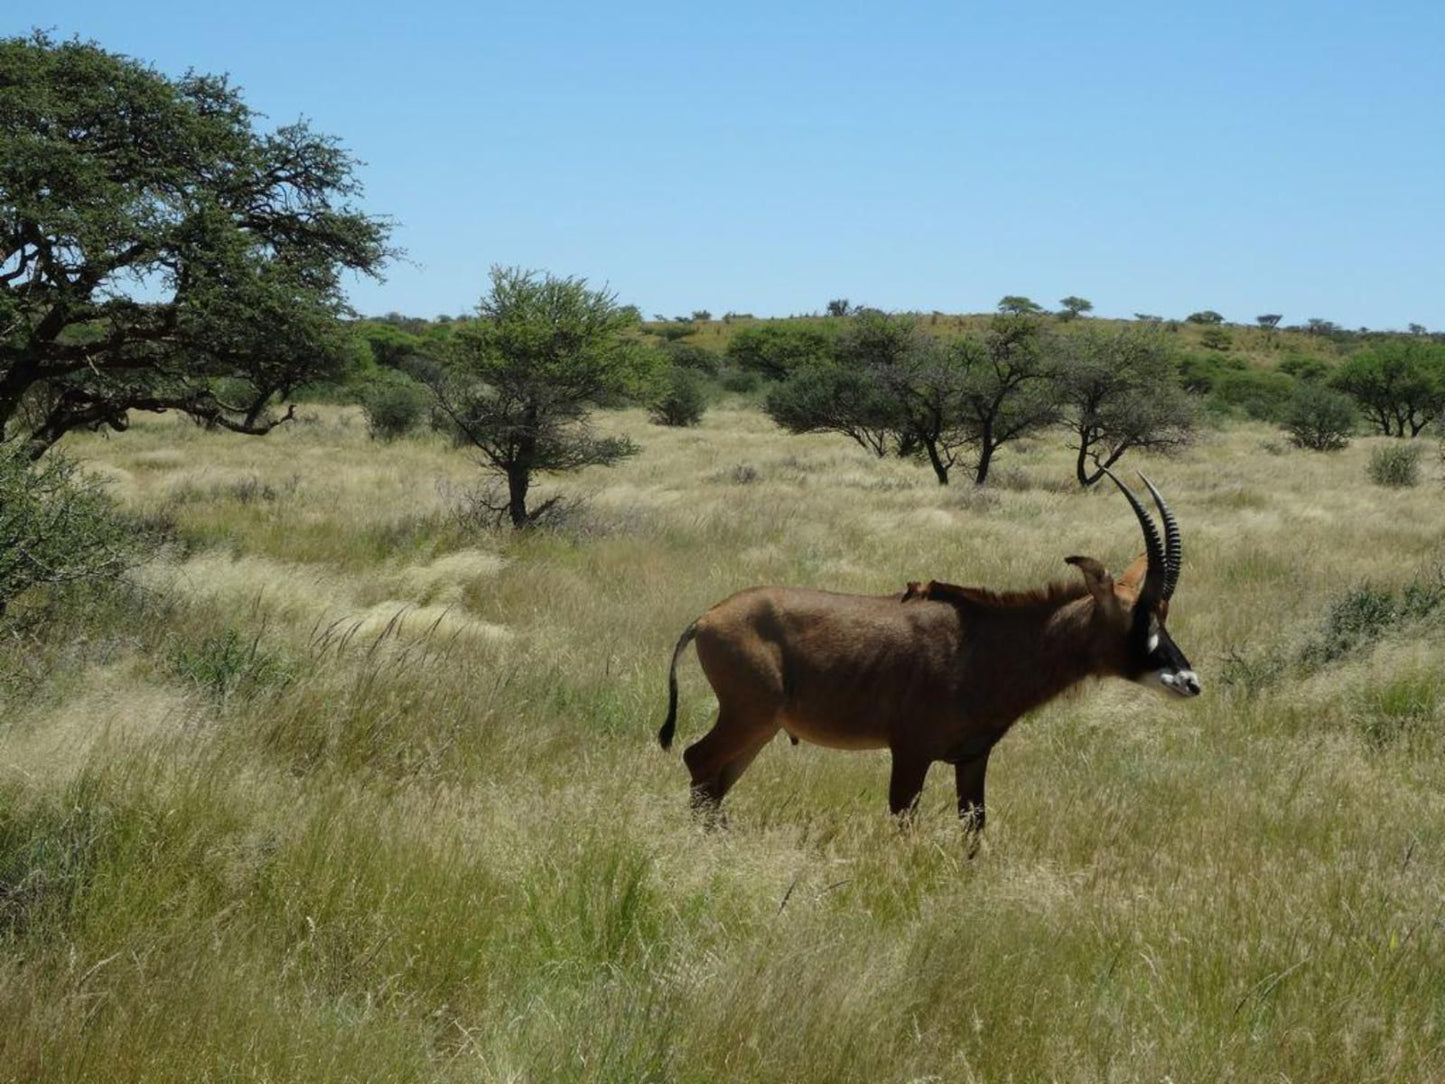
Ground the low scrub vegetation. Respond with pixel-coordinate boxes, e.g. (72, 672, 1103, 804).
(1367, 441, 1424, 487)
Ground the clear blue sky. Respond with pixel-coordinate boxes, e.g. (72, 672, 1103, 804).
(16, 2, 1445, 328)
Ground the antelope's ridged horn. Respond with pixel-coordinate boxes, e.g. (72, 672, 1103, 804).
(1137, 472, 1181, 601)
(1099, 466, 1166, 605)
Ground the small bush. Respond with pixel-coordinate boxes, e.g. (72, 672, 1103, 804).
(664, 341, 721, 376)
(1283, 384, 1356, 451)
(717, 463, 760, 485)
(1367, 442, 1422, 487)
(1207, 368, 1296, 421)
(0, 448, 149, 616)
(168, 628, 295, 705)
(1199, 327, 1233, 352)
(1279, 354, 1331, 382)
(718, 368, 760, 394)
(649, 368, 707, 427)
(358, 371, 429, 440)
(1302, 585, 1397, 667)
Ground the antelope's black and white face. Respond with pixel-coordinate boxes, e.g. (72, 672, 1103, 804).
(1132, 609, 1200, 698)
(1101, 469, 1201, 700)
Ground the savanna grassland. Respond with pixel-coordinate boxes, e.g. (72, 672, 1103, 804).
(3, 402, 1445, 1083)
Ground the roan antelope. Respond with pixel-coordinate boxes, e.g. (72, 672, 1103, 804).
(658, 470, 1199, 833)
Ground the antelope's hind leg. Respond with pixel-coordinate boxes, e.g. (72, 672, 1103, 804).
(682, 710, 778, 822)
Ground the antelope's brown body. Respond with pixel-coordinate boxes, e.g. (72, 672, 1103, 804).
(659, 471, 1199, 833)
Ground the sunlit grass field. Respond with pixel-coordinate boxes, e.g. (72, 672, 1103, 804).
(3, 403, 1444, 1082)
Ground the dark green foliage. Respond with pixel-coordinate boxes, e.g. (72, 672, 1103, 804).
(997, 296, 1043, 316)
(1367, 442, 1422, 487)
(725, 324, 834, 380)
(1199, 327, 1233, 352)
(1177, 351, 1246, 394)
(1057, 296, 1093, 321)
(766, 361, 898, 456)
(661, 340, 721, 376)
(1279, 355, 1331, 382)
(1208, 368, 1297, 421)
(424, 267, 654, 528)
(1331, 341, 1445, 437)
(826, 299, 852, 317)
(1283, 384, 1355, 451)
(1301, 582, 1425, 667)
(717, 368, 761, 394)
(0, 447, 148, 614)
(1257, 315, 1283, 329)
(356, 323, 425, 370)
(653, 323, 697, 343)
(358, 371, 428, 440)
(765, 312, 1057, 485)
(649, 367, 707, 427)
(1056, 327, 1195, 485)
(1186, 310, 1225, 325)
(0, 33, 391, 460)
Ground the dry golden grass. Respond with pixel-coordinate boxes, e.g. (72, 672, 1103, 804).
(2, 403, 1443, 1082)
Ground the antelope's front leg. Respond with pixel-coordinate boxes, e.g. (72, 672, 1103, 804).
(954, 750, 990, 841)
(888, 751, 931, 820)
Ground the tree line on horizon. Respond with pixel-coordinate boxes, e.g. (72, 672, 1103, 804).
(3, 28, 1445, 622)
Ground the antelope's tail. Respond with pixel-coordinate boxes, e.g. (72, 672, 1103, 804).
(658, 621, 698, 751)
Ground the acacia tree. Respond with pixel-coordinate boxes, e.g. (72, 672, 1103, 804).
(725, 323, 833, 380)
(0, 33, 392, 459)
(765, 363, 898, 455)
(1056, 328, 1195, 485)
(764, 312, 1059, 485)
(1330, 341, 1445, 437)
(997, 295, 1043, 316)
(427, 267, 655, 528)
(1057, 296, 1093, 321)
(948, 315, 1060, 484)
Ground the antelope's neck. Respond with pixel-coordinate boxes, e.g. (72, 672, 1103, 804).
(968, 599, 1103, 726)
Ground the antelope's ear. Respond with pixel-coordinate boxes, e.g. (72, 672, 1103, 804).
(1066, 556, 1121, 617)
(1117, 552, 1150, 592)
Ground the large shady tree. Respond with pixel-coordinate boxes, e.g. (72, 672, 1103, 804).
(0, 33, 392, 459)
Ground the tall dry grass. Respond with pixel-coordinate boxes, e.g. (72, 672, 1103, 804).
(2, 405, 1443, 1082)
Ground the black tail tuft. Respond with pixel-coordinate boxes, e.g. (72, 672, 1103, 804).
(658, 621, 697, 750)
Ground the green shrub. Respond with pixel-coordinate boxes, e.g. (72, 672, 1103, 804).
(1208, 368, 1296, 421)
(1367, 442, 1422, 487)
(1302, 584, 1398, 666)
(718, 367, 761, 394)
(1178, 351, 1245, 394)
(1282, 384, 1356, 451)
(664, 341, 721, 376)
(358, 370, 428, 440)
(649, 367, 707, 427)
(1199, 327, 1233, 352)
(168, 628, 295, 705)
(0, 447, 148, 616)
(1279, 354, 1331, 382)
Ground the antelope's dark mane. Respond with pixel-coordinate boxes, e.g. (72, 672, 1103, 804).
(907, 578, 1091, 613)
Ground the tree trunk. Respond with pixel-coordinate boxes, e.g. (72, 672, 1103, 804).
(922, 438, 950, 485)
(506, 464, 530, 527)
(972, 443, 993, 485)
(1076, 441, 1100, 487)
